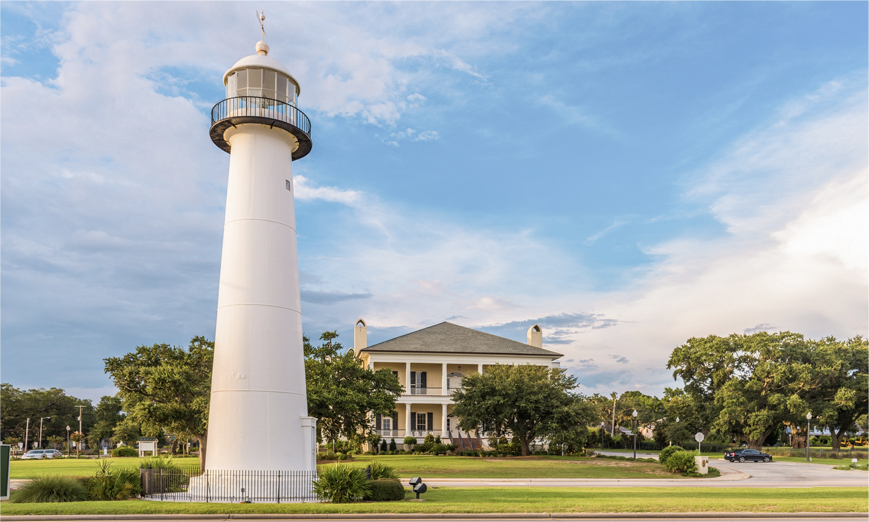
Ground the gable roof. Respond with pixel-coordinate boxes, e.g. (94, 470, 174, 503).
(360, 322, 563, 358)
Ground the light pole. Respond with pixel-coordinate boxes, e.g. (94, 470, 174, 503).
(24, 418, 30, 454)
(600, 422, 605, 450)
(66, 426, 71, 457)
(806, 412, 812, 462)
(77, 405, 84, 458)
(39, 417, 50, 449)
(632, 409, 638, 460)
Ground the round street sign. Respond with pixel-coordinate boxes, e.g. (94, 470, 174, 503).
(694, 432, 705, 442)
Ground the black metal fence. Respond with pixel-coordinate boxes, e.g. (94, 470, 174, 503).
(211, 96, 312, 136)
(140, 467, 318, 503)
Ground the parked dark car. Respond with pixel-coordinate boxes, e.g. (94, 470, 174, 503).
(724, 449, 772, 462)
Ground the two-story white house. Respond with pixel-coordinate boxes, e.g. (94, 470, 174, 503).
(354, 319, 563, 448)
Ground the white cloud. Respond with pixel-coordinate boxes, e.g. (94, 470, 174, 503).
(382, 127, 441, 146)
(294, 176, 362, 206)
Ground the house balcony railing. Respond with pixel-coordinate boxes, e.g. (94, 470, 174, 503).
(400, 386, 463, 397)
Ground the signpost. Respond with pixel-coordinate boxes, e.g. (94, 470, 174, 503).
(695, 432, 705, 455)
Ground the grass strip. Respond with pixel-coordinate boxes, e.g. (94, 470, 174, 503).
(1, 487, 866, 515)
(11, 455, 686, 480)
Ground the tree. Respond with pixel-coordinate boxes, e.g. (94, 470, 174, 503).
(661, 387, 704, 444)
(88, 395, 125, 448)
(304, 331, 402, 446)
(791, 336, 868, 450)
(104, 336, 213, 470)
(667, 331, 866, 449)
(0, 384, 95, 443)
(451, 364, 592, 456)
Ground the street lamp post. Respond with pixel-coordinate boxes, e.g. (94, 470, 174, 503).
(806, 412, 812, 462)
(601, 422, 605, 450)
(39, 417, 50, 450)
(24, 418, 30, 454)
(632, 409, 638, 460)
(66, 426, 71, 457)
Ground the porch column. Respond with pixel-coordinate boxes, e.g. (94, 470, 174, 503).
(406, 362, 411, 394)
(442, 403, 448, 438)
(478, 363, 483, 374)
(405, 403, 412, 435)
(442, 362, 447, 395)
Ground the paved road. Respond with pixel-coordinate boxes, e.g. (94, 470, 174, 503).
(400, 459, 868, 488)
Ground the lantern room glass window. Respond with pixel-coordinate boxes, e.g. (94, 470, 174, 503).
(226, 67, 298, 105)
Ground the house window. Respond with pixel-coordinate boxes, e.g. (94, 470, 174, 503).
(286, 179, 291, 191)
(382, 417, 392, 432)
(416, 413, 427, 431)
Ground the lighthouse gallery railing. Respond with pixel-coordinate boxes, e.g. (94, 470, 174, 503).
(211, 96, 312, 137)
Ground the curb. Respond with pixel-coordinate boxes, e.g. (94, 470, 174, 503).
(0, 513, 865, 520)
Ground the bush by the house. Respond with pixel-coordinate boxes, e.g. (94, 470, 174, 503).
(663, 450, 697, 474)
(363, 479, 405, 501)
(403, 436, 417, 446)
(659, 445, 685, 466)
(313, 463, 370, 503)
(379, 439, 388, 452)
(111, 446, 138, 458)
(9, 476, 89, 503)
(368, 461, 399, 480)
(389, 438, 397, 451)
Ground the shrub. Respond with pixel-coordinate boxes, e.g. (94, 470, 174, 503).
(403, 436, 417, 446)
(368, 461, 399, 480)
(140, 456, 178, 470)
(424, 433, 435, 445)
(659, 445, 685, 466)
(435, 435, 442, 444)
(87, 460, 142, 500)
(663, 450, 697, 474)
(111, 446, 138, 458)
(313, 463, 370, 503)
(379, 439, 388, 452)
(336, 452, 348, 460)
(326, 450, 337, 460)
(9, 476, 89, 503)
(389, 438, 397, 451)
(363, 479, 405, 501)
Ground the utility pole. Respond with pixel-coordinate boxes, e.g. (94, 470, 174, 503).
(24, 418, 30, 451)
(39, 417, 50, 449)
(611, 393, 617, 437)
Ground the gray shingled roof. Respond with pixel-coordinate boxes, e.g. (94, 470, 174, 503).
(360, 322, 563, 358)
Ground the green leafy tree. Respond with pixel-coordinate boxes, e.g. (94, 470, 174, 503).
(788, 336, 868, 450)
(0, 384, 94, 443)
(667, 331, 866, 450)
(88, 395, 126, 448)
(104, 337, 213, 470)
(304, 331, 402, 446)
(451, 364, 592, 456)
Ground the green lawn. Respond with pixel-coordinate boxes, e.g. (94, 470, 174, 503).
(332, 454, 683, 479)
(11, 455, 685, 480)
(2, 487, 865, 515)
(9, 457, 201, 479)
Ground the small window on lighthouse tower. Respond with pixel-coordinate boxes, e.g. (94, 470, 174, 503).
(286, 179, 291, 191)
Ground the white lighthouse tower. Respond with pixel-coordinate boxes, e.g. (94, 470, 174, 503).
(206, 18, 316, 473)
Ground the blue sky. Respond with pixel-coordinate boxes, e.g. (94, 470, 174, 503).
(2, 2, 867, 402)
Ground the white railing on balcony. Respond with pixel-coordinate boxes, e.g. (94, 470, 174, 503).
(374, 429, 405, 438)
(407, 387, 442, 395)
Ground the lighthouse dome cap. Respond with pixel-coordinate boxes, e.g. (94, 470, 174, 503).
(223, 43, 301, 96)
